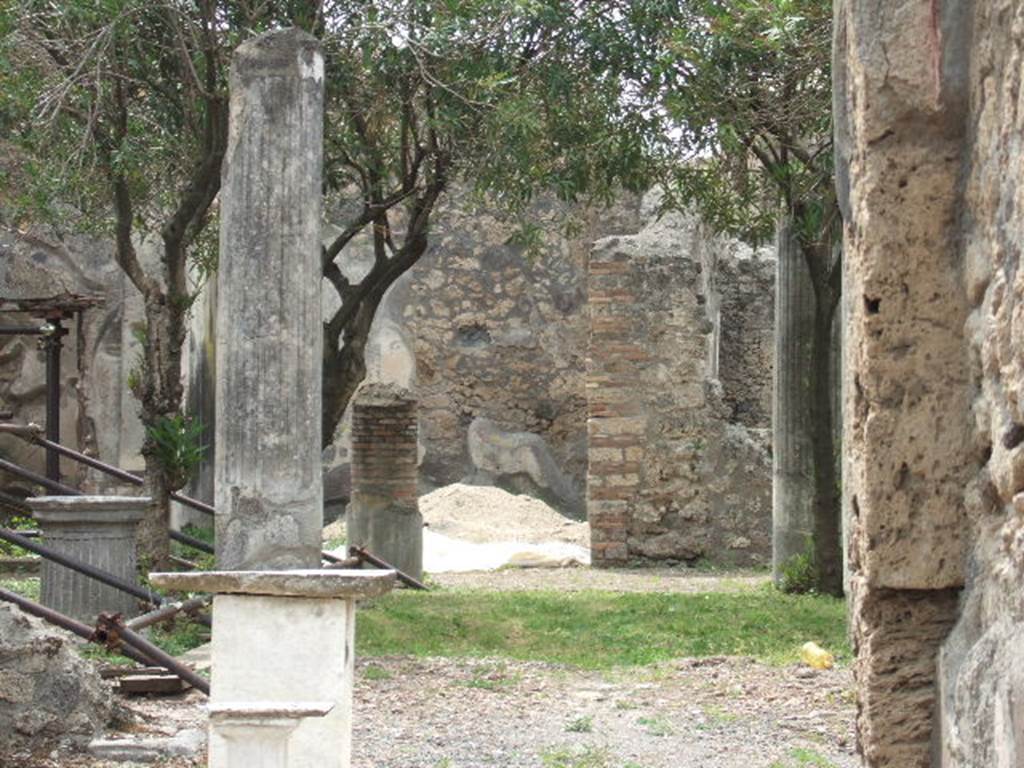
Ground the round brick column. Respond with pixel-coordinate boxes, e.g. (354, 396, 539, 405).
(348, 383, 422, 580)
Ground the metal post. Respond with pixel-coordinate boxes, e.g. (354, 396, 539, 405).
(42, 319, 64, 483)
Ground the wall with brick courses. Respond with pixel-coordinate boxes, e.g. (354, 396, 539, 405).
(348, 383, 422, 578)
(586, 211, 772, 567)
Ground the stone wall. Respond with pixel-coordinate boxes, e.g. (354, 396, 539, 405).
(0, 226, 146, 494)
(838, 1, 1024, 765)
(586, 209, 773, 567)
(401, 196, 644, 496)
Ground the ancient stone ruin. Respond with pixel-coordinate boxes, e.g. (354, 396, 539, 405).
(586, 208, 774, 567)
(838, 1, 1024, 764)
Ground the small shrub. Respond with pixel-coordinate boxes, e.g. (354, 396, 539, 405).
(146, 414, 206, 488)
(778, 542, 817, 594)
(565, 715, 593, 733)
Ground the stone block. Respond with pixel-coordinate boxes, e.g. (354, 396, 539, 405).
(28, 495, 145, 622)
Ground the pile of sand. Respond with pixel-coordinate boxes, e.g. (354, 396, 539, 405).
(419, 483, 589, 548)
(414, 483, 591, 573)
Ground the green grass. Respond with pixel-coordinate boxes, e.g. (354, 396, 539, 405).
(0, 514, 36, 557)
(356, 585, 848, 668)
(636, 715, 673, 736)
(0, 576, 39, 600)
(171, 524, 216, 570)
(362, 664, 392, 681)
(540, 746, 613, 768)
(768, 748, 841, 767)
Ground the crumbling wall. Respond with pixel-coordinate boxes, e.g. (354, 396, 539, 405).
(586, 209, 773, 567)
(403, 196, 643, 495)
(839, 1, 1024, 765)
(0, 226, 144, 490)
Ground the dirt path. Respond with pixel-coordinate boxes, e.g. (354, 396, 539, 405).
(430, 566, 770, 593)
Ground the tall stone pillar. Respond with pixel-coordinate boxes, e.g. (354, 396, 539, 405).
(215, 28, 324, 570)
(347, 384, 422, 580)
(771, 220, 817, 581)
(837, 1, 972, 765)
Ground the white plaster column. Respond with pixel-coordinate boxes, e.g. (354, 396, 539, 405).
(150, 570, 394, 768)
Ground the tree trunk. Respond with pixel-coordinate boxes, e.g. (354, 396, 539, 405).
(322, 291, 384, 448)
(135, 289, 187, 571)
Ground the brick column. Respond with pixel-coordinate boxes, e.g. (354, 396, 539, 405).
(586, 242, 645, 566)
(348, 384, 422, 580)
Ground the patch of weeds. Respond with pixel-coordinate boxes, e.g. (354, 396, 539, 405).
(540, 745, 612, 768)
(432, 759, 452, 768)
(148, 616, 209, 657)
(699, 704, 740, 728)
(0, 577, 39, 601)
(768, 748, 840, 768)
(0, 514, 36, 557)
(565, 714, 594, 733)
(636, 715, 673, 737)
(79, 644, 134, 666)
(614, 699, 638, 710)
(462, 662, 520, 691)
(324, 533, 347, 551)
(362, 664, 392, 681)
(778, 540, 817, 595)
(171, 524, 216, 570)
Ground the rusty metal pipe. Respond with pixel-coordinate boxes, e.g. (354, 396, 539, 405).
(0, 528, 164, 606)
(349, 545, 428, 591)
(0, 588, 155, 666)
(95, 613, 209, 695)
(169, 529, 214, 555)
(0, 457, 80, 496)
(2, 427, 215, 517)
(126, 596, 211, 632)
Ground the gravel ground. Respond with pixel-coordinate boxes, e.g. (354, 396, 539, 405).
(12, 655, 856, 768)
(5, 568, 857, 768)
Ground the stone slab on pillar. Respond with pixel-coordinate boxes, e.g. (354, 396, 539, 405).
(215, 27, 324, 570)
(347, 384, 423, 581)
(151, 569, 395, 768)
(28, 495, 146, 622)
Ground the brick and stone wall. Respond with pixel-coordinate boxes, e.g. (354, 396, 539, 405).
(838, 1, 1024, 764)
(586, 210, 773, 567)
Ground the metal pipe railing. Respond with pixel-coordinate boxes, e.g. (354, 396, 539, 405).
(0, 528, 164, 607)
(94, 613, 209, 695)
(0, 588, 154, 666)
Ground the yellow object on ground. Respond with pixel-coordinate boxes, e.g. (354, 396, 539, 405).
(800, 641, 835, 669)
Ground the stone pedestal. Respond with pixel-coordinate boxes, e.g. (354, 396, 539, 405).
(208, 702, 334, 768)
(215, 28, 324, 570)
(150, 570, 394, 768)
(348, 384, 423, 580)
(28, 496, 146, 622)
